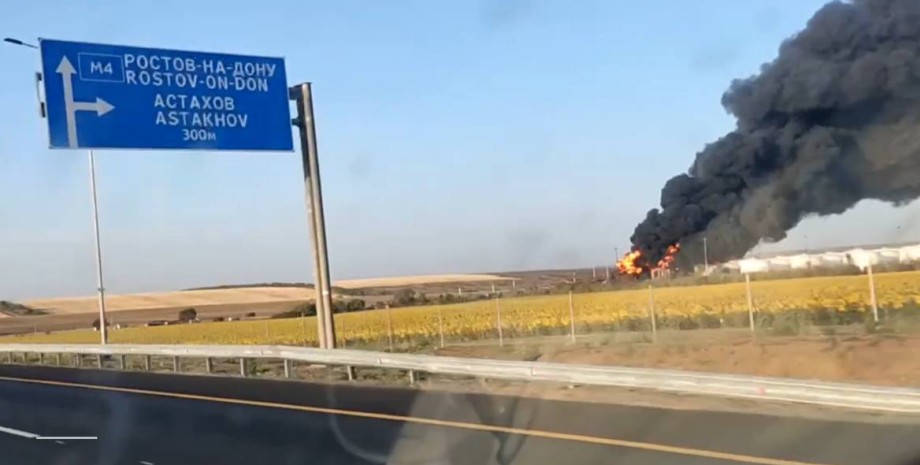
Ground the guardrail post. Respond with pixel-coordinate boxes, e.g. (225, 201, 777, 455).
(239, 358, 246, 377)
(143, 355, 151, 371)
(118, 355, 126, 370)
(76, 354, 83, 368)
(346, 365, 356, 381)
(3, 352, 9, 364)
(408, 370, 417, 385)
(39, 353, 45, 365)
(54, 353, 61, 366)
(96, 354, 103, 369)
(205, 357, 213, 374)
(173, 356, 180, 372)
(283, 359, 292, 379)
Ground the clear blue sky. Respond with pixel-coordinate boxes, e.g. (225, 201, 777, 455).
(2, 0, 917, 300)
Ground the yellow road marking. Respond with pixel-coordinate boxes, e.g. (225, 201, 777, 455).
(0, 375, 827, 465)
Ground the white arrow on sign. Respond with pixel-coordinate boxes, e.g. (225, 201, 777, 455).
(56, 57, 115, 148)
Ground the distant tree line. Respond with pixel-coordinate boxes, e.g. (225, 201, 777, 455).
(272, 299, 368, 319)
(0, 301, 47, 316)
(389, 289, 494, 308)
(184, 282, 315, 291)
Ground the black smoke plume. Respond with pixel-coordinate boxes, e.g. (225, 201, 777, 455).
(629, 0, 920, 268)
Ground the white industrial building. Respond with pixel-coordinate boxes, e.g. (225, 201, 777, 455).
(720, 243, 920, 274)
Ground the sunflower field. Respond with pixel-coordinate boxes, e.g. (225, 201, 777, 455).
(4, 270, 920, 348)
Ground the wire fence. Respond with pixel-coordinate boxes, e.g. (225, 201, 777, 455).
(4, 269, 920, 350)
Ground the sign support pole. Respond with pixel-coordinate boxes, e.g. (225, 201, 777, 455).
(88, 150, 108, 344)
(291, 83, 336, 349)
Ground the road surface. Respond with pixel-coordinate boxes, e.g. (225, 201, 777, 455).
(0, 364, 918, 465)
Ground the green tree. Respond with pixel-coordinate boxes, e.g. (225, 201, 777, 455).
(393, 289, 417, 307)
(178, 308, 198, 322)
(346, 299, 366, 312)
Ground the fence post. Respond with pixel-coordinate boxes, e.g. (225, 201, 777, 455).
(745, 273, 756, 334)
(648, 285, 658, 343)
(868, 262, 880, 323)
(568, 290, 577, 343)
(437, 307, 445, 348)
(386, 306, 394, 352)
(301, 312, 308, 347)
(496, 296, 504, 347)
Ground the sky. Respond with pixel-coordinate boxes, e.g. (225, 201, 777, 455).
(2, 0, 919, 300)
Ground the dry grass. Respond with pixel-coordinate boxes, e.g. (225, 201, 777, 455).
(333, 274, 510, 289)
(24, 287, 317, 315)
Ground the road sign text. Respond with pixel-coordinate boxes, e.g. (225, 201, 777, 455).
(40, 39, 293, 151)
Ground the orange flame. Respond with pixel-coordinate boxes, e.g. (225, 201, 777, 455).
(656, 243, 681, 270)
(616, 243, 681, 278)
(616, 250, 644, 276)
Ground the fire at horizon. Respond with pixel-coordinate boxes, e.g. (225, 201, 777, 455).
(615, 243, 681, 278)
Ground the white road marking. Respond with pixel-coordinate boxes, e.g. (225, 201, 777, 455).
(140, 461, 155, 465)
(0, 425, 38, 439)
(0, 424, 97, 441)
(54, 440, 65, 445)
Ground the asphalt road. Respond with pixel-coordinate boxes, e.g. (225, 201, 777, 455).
(0, 365, 918, 465)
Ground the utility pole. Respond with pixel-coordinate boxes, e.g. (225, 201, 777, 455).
(290, 83, 336, 348)
(88, 150, 108, 344)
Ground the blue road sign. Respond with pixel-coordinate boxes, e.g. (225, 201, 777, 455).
(39, 39, 293, 151)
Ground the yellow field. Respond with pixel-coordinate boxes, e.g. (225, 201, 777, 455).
(5, 271, 920, 346)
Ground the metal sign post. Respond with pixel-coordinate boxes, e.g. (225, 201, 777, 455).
(88, 150, 108, 344)
(290, 83, 336, 349)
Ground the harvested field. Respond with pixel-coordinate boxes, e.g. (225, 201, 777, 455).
(20, 274, 511, 316)
(334, 274, 511, 289)
(0, 300, 303, 336)
(24, 287, 317, 315)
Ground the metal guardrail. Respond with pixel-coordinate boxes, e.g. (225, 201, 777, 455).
(2, 343, 920, 414)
